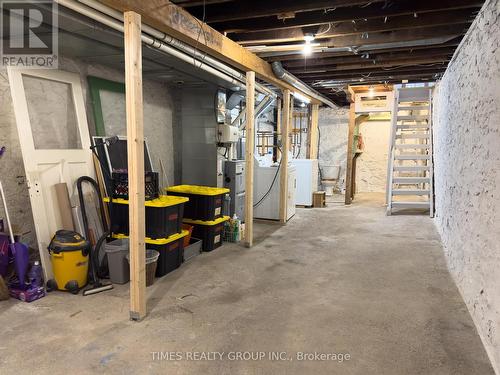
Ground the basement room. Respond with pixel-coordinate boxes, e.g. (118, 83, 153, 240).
(0, 0, 498, 374)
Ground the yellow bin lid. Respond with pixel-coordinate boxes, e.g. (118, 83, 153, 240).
(165, 185, 230, 196)
(183, 216, 230, 226)
(104, 195, 188, 207)
(112, 229, 189, 245)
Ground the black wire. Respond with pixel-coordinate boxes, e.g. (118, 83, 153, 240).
(253, 147, 282, 208)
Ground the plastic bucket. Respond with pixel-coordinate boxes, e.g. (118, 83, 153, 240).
(104, 239, 129, 284)
(126, 249, 159, 287)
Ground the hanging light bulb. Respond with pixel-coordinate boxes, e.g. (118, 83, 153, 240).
(368, 86, 375, 98)
(303, 34, 315, 56)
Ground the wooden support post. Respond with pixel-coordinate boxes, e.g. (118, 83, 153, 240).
(279, 89, 291, 223)
(244, 71, 255, 247)
(124, 11, 146, 321)
(308, 104, 320, 159)
(345, 103, 356, 205)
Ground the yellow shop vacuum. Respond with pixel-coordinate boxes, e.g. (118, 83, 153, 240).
(47, 230, 90, 294)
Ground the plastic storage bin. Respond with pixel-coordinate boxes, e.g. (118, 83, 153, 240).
(166, 185, 229, 221)
(112, 171, 159, 200)
(105, 195, 188, 239)
(183, 216, 229, 252)
(114, 230, 189, 277)
(104, 238, 129, 284)
(126, 249, 159, 287)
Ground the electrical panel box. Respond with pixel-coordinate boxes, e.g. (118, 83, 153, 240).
(218, 124, 240, 143)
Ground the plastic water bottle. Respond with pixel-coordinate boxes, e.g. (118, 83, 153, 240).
(28, 261, 43, 288)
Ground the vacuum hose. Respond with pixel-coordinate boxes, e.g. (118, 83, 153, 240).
(76, 176, 110, 287)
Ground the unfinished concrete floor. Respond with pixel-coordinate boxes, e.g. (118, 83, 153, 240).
(0, 193, 494, 375)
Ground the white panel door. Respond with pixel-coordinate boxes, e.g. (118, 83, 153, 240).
(8, 68, 94, 280)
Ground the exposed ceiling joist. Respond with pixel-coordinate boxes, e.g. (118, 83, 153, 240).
(288, 57, 450, 74)
(96, 0, 318, 102)
(210, 0, 482, 33)
(283, 48, 456, 69)
(170, 0, 484, 105)
(300, 67, 448, 81)
(246, 25, 467, 54)
(230, 9, 475, 45)
(264, 39, 462, 62)
(187, 0, 388, 23)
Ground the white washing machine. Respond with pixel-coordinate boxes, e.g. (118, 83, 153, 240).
(254, 159, 296, 221)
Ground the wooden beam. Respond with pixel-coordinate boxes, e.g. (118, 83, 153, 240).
(300, 66, 448, 81)
(289, 57, 450, 74)
(124, 11, 146, 321)
(264, 39, 462, 62)
(283, 47, 457, 69)
(244, 71, 255, 247)
(345, 103, 356, 205)
(279, 89, 291, 223)
(232, 10, 473, 45)
(247, 25, 467, 55)
(212, 0, 481, 33)
(98, 0, 311, 99)
(188, 0, 387, 23)
(308, 104, 319, 159)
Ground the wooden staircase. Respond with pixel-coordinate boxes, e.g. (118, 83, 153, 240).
(386, 86, 434, 216)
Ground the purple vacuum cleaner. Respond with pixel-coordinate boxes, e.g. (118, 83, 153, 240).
(0, 181, 29, 289)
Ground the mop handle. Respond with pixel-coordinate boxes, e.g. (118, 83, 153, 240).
(0, 181, 15, 244)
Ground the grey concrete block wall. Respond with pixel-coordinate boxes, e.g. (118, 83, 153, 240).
(433, 0, 500, 371)
(0, 56, 175, 253)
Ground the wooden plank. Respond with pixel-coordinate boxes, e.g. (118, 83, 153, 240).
(249, 24, 467, 53)
(98, 0, 312, 100)
(279, 89, 291, 222)
(266, 40, 461, 62)
(233, 10, 472, 44)
(188, 0, 386, 23)
(283, 47, 457, 69)
(212, 0, 481, 33)
(244, 71, 255, 247)
(124, 11, 146, 321)
(345, 103, 356, 205)
(289, 57, 451, 74)
(308, 104, 319, 159)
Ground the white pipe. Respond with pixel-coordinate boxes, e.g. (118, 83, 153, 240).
(56, 0, 249, 90)
(66, 0, 276, 97)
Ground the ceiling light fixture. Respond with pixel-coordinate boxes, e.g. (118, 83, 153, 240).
(303, 34, 315, 56)
(368, 86, 375, 98)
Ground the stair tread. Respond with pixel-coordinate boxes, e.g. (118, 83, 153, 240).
(394, 144, 430, 149)
(398, 105, 429, 110)
(396, 134, 429, 139)
(393, 177, 430, 182)
(394, 155, 430, 160)
(398, 116, 428, 120)
(397, 125, 430, 129)
(391, 201, 430, 208)
(393, 166, 430, 171)
(393, 189, 430, 195)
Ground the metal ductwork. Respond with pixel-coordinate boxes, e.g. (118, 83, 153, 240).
(271, 62, 337, 108)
